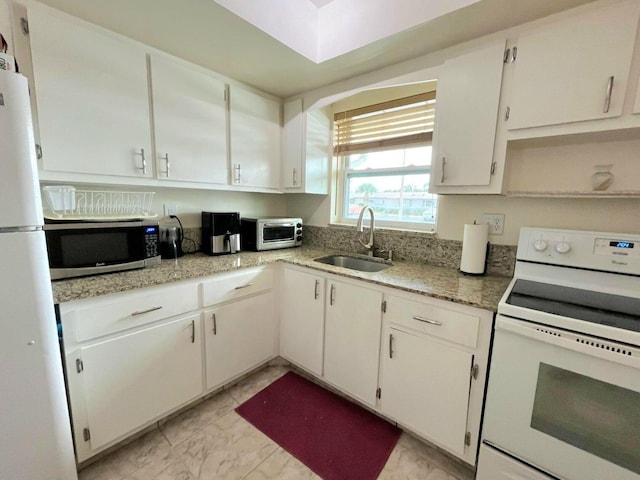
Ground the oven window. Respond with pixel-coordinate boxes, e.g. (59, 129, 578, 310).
(263, 226, 294, 242)
(61, 232, 130, 266)
(531, 363, 640, 474)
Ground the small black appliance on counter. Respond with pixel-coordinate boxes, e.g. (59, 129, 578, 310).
(159, 215, 184, 259)
(201, 211, 240, 255)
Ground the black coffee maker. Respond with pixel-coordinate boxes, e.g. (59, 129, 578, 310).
(201, 212, 240, 255)
(159, 215, 185, 259)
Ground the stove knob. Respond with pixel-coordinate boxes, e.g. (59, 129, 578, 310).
(533, 240, 548, 252)
(555, 241, 571, 254)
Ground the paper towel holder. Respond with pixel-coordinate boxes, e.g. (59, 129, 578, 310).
(459, 221, 491, 276)
(459, 242, 490, 276)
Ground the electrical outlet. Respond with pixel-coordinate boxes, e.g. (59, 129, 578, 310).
(163, 203, 178, 217)
(482, 213, 505, 235)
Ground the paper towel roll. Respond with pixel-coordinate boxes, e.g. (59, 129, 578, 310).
(460, 223, 489, 275)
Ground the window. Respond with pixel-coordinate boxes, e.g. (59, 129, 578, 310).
(334, 91, 437, 229)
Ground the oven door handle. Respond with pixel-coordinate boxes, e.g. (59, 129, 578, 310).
(496, 316, 640, 369)
(263, 223, 295, 228)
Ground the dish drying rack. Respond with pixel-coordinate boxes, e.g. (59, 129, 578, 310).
(43, 187, 156, 220)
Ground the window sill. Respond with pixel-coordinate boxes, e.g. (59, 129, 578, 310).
(328, 222, 437, 236)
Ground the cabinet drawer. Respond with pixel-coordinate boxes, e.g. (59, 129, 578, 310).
(63, 282, 198, 343)
(385, 295, 480, 348)
(200, 267, 273, 307)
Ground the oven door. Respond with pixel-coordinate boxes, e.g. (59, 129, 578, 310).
(483, 315, 640, 480)
(259, 222, 295, 249)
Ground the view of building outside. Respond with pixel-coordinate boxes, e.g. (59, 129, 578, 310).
(343, 146, 437, 224)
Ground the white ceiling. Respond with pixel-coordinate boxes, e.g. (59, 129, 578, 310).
(36, 0, 597, 98)
(309, 0, 335, 6)
(214, 0, 482, 63)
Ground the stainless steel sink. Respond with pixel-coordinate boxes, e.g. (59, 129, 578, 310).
(314, 255, 391, 272)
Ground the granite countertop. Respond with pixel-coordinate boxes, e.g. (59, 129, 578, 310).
(51, 246, 512, 311)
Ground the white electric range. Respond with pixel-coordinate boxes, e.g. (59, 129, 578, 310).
(477, 227, 640, 480)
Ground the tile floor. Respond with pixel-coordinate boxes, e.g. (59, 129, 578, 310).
(78, 365, 474, 480)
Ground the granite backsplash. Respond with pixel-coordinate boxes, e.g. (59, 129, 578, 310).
(179, 225, 516, 277)
(304, 225, 516, 277)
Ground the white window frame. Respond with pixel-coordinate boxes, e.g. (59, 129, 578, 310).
(336, 144, 437, 232)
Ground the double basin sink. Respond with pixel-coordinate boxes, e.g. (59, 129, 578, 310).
(314, 254, 391, 273)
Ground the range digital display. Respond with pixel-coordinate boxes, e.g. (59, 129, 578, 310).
(609, 241, 634, 249)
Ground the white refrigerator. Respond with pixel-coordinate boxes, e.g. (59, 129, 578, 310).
(0, 69, 77, 479)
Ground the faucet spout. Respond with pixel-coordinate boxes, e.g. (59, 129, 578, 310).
(356, 206, 375, 256)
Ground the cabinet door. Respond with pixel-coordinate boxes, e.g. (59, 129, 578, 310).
(380, 326, 473, 457)
(282, 98, 304, 190)
(430, 40, 505, 188)
(324, 280, 383, 406)
(150, 55, 228, 184)
(204, 292, 276, 390)
(508, 0, 640, 129)
(29, 6, 152, 177)
(229, 87, 281, 189)
(77, 314, 202, 451)
(304, 107, 331, 194)
(281, 268, 325, 376)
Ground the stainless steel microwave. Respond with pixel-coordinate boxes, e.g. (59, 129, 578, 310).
(44, 220, 161, 280)
(240, 217, 302, 251)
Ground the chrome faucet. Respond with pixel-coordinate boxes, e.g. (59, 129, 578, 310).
(356, 206, 375, 256)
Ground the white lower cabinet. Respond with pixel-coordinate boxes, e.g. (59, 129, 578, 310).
(380, 325, 473, 457)
(78, 314, 202, 451)
(203, 291, 276, 390)
(324, 279, 383, 407)
(379, 293, 492, 465)
(280, 267, 325, 376)
(60, 263, 493, 467)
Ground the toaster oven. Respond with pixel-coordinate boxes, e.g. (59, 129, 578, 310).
(240, 217, 302, 251)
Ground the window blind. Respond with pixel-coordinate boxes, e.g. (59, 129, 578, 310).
(334, 91, 436, 156)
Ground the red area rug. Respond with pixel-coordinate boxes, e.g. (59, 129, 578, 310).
(235, 371, 401, 480)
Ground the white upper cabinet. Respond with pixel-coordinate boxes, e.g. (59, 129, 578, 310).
(282, 100, 331, 194)
(507, 0, 640, 130)
(29, 5, 152, 178)
(229, 87, 281, 189)
(150, 55, 228, 185)
(430, 40, 506, 191)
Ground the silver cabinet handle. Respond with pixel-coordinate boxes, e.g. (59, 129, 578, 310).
(161, 153, 170, 177)
(330, 284, 335, 306)
(234, 283, 253, 290)
(135, 148, 147, 175)
(412, 315, 442, 326)
(314, 279, 319, 300)
(233, 164, 241, 183)
(191, 319, 195, 343)
(131, 306, 162, 316)
(389, 333, 394, 359)
(441, 156, 446, 183)
(604, 75, 614, 113)
(293, 168, 297, 186)
(212, 313, 217, 335)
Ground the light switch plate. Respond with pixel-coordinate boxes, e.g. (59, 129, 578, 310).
(482, 213, 505, 235)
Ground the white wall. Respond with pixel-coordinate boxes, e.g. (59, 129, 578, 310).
(153, 188, 287, 227)
(284, 2, 640, 245)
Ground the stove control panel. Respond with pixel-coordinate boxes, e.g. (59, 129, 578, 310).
(594, 238, 639, 257)
(517, 228, 640, 274)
